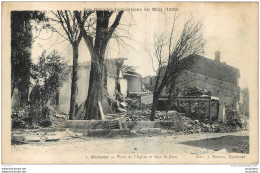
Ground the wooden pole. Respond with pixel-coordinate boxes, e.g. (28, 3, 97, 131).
(98, 101, 106, 120)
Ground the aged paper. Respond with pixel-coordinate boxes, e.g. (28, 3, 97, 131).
(2, 2, 258, 164)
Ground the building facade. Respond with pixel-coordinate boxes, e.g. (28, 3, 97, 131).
(175, 52, 240, 121)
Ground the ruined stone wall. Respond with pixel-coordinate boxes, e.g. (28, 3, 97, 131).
(126, 76, 142, 92)
(176, 70, 240, 108)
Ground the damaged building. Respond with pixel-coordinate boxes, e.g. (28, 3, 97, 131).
(175, 52, 240, 121)
(55, 58, 126, 115)
(123, 71, 142, 93)
(50, 58, 144, 116)
(144, 51, 240, 122)
(11, 56, 145, 118)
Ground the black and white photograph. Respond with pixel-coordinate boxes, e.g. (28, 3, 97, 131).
(2, 2, 258, 164)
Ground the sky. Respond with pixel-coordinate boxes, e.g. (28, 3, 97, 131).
(31, 3, 258, 90)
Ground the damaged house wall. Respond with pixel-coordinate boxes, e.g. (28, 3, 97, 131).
(175, 53, 240, 121)
(123, 73, 142, 93)
(147, 53, 240, 122)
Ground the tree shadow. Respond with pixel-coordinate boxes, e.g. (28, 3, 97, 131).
(180, 135, 249, 153)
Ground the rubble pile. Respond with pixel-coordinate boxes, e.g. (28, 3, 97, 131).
(107, 110, 172, 121)
(184, 87, 212, 96)
(106, 110, 243, 134)
(123, 110, 151, 121)
(226, 110, 248, 130)
(181, 115, 240, 134)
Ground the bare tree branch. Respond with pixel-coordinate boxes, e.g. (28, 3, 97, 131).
(74, 10, 95, 56)
(107, 11, 124, 39)
(150, 15, 205, 121)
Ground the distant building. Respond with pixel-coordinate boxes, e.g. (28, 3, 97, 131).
(143, 75, 156, 92)
(123, 71, 143, 93)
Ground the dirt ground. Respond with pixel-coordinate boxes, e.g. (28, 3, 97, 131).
(11, 130, 249, 155)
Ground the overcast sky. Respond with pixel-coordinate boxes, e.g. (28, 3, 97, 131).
(31, 3, 258, 90)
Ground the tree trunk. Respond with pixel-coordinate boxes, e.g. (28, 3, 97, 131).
(84, 55, 103, 120)
(20, 88, 29, 107)
(78, 11, 123, 120)
(166, 84, 175, 113)
(150, 92, 160, 121)
(20, 74, 30, 107)
(69, 44, 79, 120)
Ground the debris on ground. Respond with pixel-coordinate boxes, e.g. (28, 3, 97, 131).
(232, 142, 249, 153)
(183, 87, 212, 97)
(180, 115, 240, 134)
(100, 107, 244, 135)
(226, 109, 249, 130)
(11, 91, 247, 140)
(105, 110, 174, 122)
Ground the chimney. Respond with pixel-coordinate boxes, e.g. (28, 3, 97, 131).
(215, 51, 220, 62)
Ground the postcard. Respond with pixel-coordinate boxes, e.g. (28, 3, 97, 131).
(2, 2, 258, 164)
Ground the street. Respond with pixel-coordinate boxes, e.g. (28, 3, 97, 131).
(11, 131, 249, 155)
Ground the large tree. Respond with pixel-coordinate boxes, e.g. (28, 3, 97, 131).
(75, 10, 124, 120)
(51, 10, 92, 119)
(149, 16, 205, 121)
(11, 11, 46, 106)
